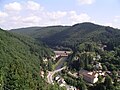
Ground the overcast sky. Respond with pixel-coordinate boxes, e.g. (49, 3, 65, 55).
(0, 0, 120, 30)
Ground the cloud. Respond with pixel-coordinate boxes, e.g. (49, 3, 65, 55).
(77, 0, 95, 5)
(12, 16, 21, 21)
(4, 2, 22, 11)
(0, 1, 93, 29)
(0, 11, 8, 24)
(114, 16, 120, 22)
(22, 15, 41, 24)
(69, 11, 91, 23)
(27, 1, 43, 11)
(0, 11, 8, 17)
(47, 11, 67, 21)
(105, 23, 113, 27)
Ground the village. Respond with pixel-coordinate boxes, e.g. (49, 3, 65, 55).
(40, 49, 120, 90)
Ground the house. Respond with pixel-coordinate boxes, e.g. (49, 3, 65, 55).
(79, 70, 106, 84)
(69, 86, 77, 90)
(55, 76, 61, 81)
(79, 70, 99, 83)
(57, 78, 66, 87)
(83, 72, 98, 83)
(97, 71, 105, 76)
(55, 76, 66, 87)
(58, 78, 66, 84)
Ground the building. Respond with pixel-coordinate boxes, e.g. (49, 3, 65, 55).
(55, 76, 66, 87)
(69, 86, 77, 90)
(54, 51, 72, 58)
(52, 50, 72, 61)
(79, 70, 106, 84)
(83, 72, 98, 83)
(97, 70, 105, 76)
(55, 76, 61, 81)
(79, 70, 98, 83)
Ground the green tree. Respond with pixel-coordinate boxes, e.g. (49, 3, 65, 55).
(77, 81, 87, 90)
(48, 60, 53, 71)
(79, 59, 84, 70)
(104, 75, 114, 89)
(102, 65, 108, 71)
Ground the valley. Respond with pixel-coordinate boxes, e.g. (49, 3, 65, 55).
(0, 22, 120, 90)
(0, 0, 119, 90)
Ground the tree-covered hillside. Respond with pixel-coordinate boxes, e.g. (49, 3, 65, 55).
(42, 23, 120, 48)
(11, 22, 120, 50)
(11, 26, 70, 40)
(0, 28, 64, 90)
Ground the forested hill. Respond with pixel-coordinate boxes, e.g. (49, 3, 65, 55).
(0, 28, 54, 89)
(11, 22, 120, 49)
(11, 26, 70, 39)
(41, 22, 120, 49)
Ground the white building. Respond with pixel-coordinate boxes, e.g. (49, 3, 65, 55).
(55, 76, 60, 81)
(79, 70, 99, 83)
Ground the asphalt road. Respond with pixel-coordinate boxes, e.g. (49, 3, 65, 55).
(47, 66, 66, 84)
(46, 57, 77, 90)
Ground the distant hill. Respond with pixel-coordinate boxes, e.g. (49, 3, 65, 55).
(0, 28, 55, 89)
(11, 26, 70, 39)
(11, 22, 120, 49)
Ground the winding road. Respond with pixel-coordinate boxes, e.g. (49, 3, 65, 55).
(46, 56, 77, 90)
(47, 66, 66, 84)
(47, 56, 67, 84)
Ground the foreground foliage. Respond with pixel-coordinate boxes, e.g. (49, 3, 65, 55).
(0, 29, 65, 90)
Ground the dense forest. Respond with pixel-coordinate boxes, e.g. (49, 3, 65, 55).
(0, 28, 65, 90)
(11, 26, 70, 41)
(11, 22, 120, 49)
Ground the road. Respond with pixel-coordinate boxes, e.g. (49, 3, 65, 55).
(47, 57, 77, 90)
(47, 56, 67, 84)
(47, 66, 66, 84)
(47, 71, 77, 90)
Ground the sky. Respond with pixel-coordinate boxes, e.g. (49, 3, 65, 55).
(0, 0, 120, 30)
